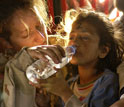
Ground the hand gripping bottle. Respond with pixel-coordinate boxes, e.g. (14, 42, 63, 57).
(26, 45, 76, 83)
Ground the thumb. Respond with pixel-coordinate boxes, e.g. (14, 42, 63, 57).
(56, 70, 64, 78)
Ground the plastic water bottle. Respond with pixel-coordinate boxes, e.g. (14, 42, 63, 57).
(26, 45, 76, 83)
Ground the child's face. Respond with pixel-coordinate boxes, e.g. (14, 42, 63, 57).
(9, 9, 47, 51)
(68, 21, 103, 67)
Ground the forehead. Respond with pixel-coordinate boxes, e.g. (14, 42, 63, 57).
(9, 9, 41, 31)
(72, 21, 98, 34)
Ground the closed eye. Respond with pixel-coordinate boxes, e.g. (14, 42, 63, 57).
(69, 36, 74, 40)
(22, 34, 29, 38)
(80, 36, 89, 41)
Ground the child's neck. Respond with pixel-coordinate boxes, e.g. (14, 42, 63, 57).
(78, 65, 102, 85)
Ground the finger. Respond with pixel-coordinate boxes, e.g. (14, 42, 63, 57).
(36, 78, 47, 84)
(40, 83, 51, 89)
(46, 45, 65, 62)
(27, 48, 48, 61)
(29, 81, 41, 88)
(40, 85, 52, 93)
(52, 67, 63, 78)
(37, 46, 61, 64)
(55, 45, 65, 57)
(56, 70, 64, 78)
(46, 77, 56, 83)
(44, 69, 63, 82)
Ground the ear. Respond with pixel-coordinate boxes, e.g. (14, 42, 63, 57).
(98, 46, 110, 58)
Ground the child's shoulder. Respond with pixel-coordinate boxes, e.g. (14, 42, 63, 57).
(96, 69, 118, 85)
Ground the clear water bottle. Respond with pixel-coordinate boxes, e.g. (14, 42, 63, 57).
(26, 45, 76, 83)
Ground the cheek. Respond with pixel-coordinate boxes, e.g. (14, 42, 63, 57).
(11, 40, 27, 50)
(9, 37, 22, 50)
(70, 56, 78, 65)
(10, 36, 32, 50)
(85, 46, 100, 61)
(72, 45, 99, 63)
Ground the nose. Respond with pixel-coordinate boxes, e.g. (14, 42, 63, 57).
(35, 30, 47, 45)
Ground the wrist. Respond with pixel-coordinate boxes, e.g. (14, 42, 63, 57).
(61, 87, 73, 103)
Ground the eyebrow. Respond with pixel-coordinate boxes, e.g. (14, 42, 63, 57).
(71, 27, 88, 33)
(78, 24, 88, 32)
(20, 18, 29, 35)
(80, 27, 88, 32)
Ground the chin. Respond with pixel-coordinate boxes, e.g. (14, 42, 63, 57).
(70, 59, 78, 65)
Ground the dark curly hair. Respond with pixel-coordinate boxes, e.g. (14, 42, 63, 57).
(0, 0, 33, 41)
(73, 9, 123, 73)
(0, 0, 49, 42)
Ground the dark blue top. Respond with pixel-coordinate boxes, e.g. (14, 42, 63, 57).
(67, 69, 119, 107)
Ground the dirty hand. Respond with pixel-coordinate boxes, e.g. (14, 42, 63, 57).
(27, 45, 65, 64)
(37, 70, 73, 103)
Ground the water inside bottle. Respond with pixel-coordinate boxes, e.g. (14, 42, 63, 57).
(26, 45, 76, 82)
